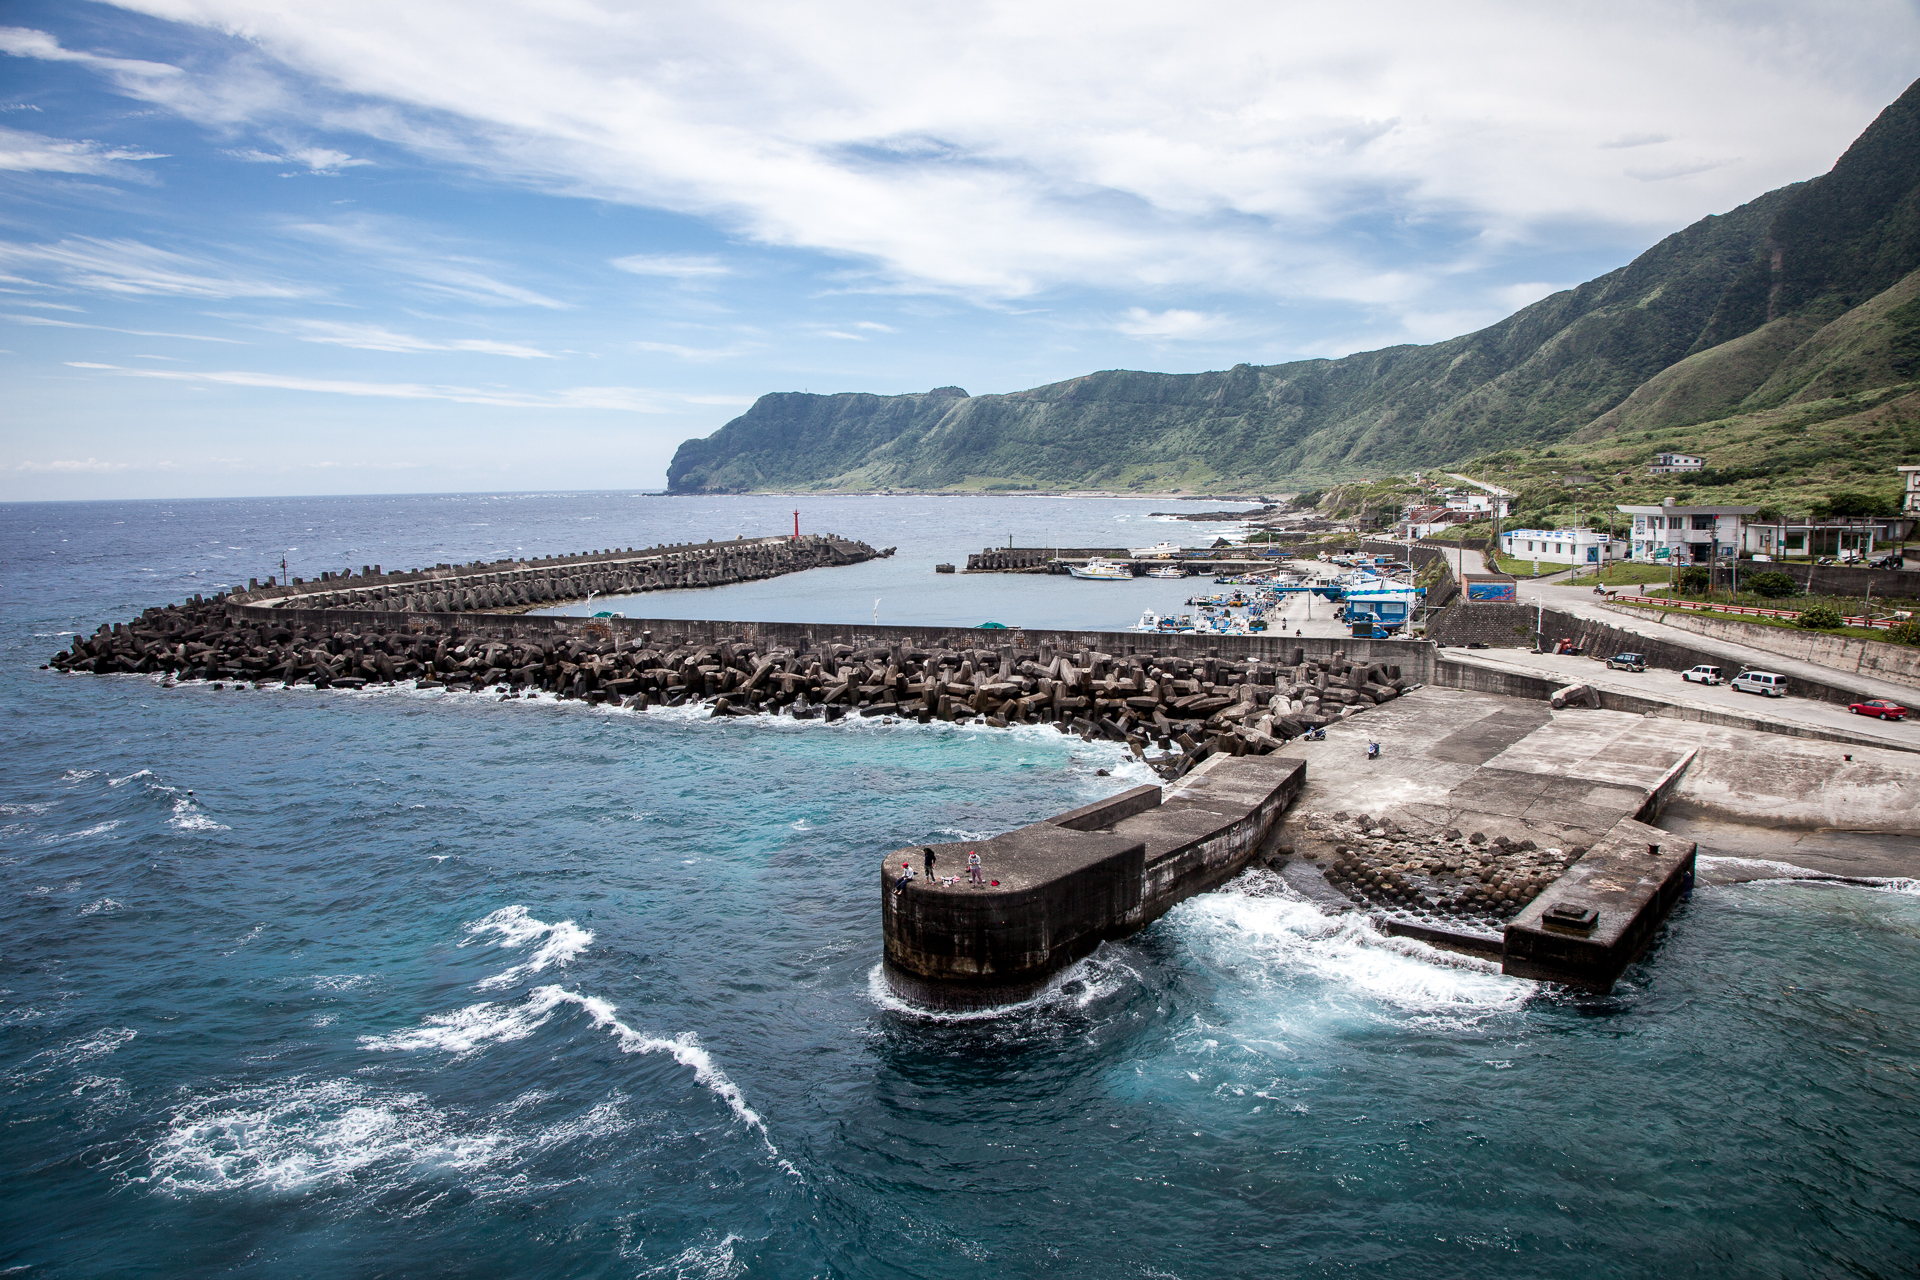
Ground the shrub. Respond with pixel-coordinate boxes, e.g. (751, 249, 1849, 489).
(1678, 567, 1710, 594)
(1883, 620, 1920, 646)
(1797, 604, 1845, 629)
(1746, 570, 1798, 598)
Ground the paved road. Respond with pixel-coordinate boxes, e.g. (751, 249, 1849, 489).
(1442, 647, 1916, 751)
(1441, 542, 1920, 705)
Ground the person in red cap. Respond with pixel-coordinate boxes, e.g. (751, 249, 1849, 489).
(894, 861, 916, 893)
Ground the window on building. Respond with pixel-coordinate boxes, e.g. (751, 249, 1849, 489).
(1634, 515, 1647, 531)
(1691, 515, 1713, 530)
(1786, 534, 1805, 550)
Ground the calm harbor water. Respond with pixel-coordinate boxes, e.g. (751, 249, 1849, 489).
(2, 492, 1917, 1278)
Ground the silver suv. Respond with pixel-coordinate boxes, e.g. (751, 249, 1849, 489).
(1731, 670, 1788, 697)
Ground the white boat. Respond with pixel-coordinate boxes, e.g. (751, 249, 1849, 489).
(1069, 557, 1133, 580)
(1129, 541, 1183, 559)
(1146, 564, 1186, 579)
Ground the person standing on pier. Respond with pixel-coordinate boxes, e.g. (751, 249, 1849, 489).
(967, 851, 983, 885)
(924, 846, 937, 879)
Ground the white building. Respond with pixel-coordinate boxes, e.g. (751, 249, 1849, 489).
(1443, 492, 1511, 517)
(1899, 464, 1920, 513)
(1618, 501, 1756, 564)
(1647, 452, 1704, 474)
(1499, 528, 1625, 566)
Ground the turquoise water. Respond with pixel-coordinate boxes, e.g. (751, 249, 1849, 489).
(3, 493, 1917, 1277)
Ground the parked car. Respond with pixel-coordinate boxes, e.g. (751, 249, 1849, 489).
(1682, 664, 1724, 685)
(1849, 699, 1908, 720)
(1731, 670, 1789, 697)
(1870, 553, 1906, 570)
(1606, 652, 1647, 672)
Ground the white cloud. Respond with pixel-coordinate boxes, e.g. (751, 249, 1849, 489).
(13, 456, 138, 472)
(275, 318, 555, 357)
(1114, 307, 1224, 340)
(634, 339, 756, 361)
(3, 311, 243, 341)
(285, 217, 567, 307)
(611, 253, 730, 278)
(229, 145, 371, 174)
(0, 237, 306, 299)
(65, 360, 662, 410)
(80, 1, 1920, 309)
(0, 124, 165, 175)
(0, 26, 180, 80)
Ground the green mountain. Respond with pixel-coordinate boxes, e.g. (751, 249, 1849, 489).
(667, 79, 1920, 495)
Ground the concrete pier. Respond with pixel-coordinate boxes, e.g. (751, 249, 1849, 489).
(882, 754, 1306, 1008)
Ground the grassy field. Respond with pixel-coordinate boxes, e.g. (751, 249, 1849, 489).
(1607, 598, 1908, 644)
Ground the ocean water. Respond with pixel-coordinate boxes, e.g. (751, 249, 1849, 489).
(2, 492, 1917, 1279)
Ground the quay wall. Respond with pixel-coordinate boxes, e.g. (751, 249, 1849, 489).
(881, 754, 1307, 1008)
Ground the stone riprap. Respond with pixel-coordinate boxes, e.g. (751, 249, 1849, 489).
(234, 533, 885, 614)
(881, 753, 1306, 1008)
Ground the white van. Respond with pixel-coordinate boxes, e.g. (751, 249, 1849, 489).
(1732, 670, 1788, 697)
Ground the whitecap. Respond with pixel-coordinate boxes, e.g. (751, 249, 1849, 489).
(38, 1026, 136, 1067)
(106, 769, 150, 787)
(360, 984, 782, 1160)
(463, 905, 593, 990)
(144, 1077, 513, 1197)
(79, 898, 123, 916)
(169, 795, 229, 832)
(638, 1234, 747, 1280)
(41, 820, 122, 844)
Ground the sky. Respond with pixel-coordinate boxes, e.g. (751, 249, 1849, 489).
(3, 1, 1918, 500)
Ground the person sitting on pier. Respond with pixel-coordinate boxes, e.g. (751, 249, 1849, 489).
(967, 851, 984, 885)
(895, 861, 916, 894)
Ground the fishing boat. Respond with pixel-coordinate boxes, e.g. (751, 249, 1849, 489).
(1146, 564, 1186, 579)
(1129, 540, 1183, 559)
(1068, 557, 1133, 580)
(1134, 611, 1195, 633)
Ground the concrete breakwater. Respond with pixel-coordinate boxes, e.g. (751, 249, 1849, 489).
(881, 753, 1307, 1007)
(47, 596, 1426, 778)
(231, 533, 887, 614)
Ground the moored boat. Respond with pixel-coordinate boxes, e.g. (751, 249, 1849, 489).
(1068, 557, 1133, 580)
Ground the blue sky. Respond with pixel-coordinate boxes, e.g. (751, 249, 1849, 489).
(4, 0, 1918, 500)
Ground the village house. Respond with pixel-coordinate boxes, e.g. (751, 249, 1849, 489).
(1499, 527, 1627, 566)
(1618, 500, 1754, 564)
(1646, 452, 1705, 474)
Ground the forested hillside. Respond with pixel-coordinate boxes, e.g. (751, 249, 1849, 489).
(668, 79, 1920, 495)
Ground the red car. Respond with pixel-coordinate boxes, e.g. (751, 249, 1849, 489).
(1849, 699, 1909, 721)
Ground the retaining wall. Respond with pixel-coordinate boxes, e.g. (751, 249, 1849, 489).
(1597, 601, 1920, 690)
(1425, 603, 1877, 708)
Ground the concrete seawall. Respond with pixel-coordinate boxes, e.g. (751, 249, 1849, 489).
(232, 533, 887, 614)
(881, 754, 1307, 1008)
